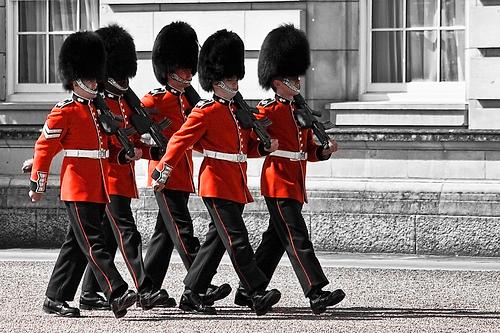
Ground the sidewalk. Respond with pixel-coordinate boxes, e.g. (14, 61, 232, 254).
(0, 250, 499, 333)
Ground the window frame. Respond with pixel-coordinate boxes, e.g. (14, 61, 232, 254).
(6, 0, 99, 101)
(360, 0, 468, 102)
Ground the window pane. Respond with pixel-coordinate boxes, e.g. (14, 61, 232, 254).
(372, 31, 403, 83)
(49, 0, 77, 31)
(407, 0, 438, 27)
(18, 35, 46, 83)
(406, 30, 437, 82)
(49, 35, 68, 83)
(372, 0, 403, 28)
(80, 0, 99, 30)
(441, 0, 465, 26)
(441, 30, 465, 81)
(18, 1, 46, 32)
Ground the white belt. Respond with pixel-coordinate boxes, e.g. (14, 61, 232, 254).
(64, 149, 109, 159)
(270, 150, 308, 161)
(203, 149, 247, 163)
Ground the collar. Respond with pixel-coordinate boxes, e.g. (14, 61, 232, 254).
(213, 94, 232, 105)
(104, 90, 122, 100)
(275, 94, 293, 104)
(166, 84, 182, 96)
(72, 92, 91, 104)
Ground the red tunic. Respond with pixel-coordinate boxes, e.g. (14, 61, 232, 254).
(155, 96, 264, 204)
(141, 86, 195, 193)
(256, 96, 327, 204)
(30, 94, 122, 203)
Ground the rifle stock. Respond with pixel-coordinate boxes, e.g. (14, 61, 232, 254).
(233, 92, 272, 149)
(293, 94, 332, 149)
(123, 88, 170, 151)
(93, 93, 136, 158)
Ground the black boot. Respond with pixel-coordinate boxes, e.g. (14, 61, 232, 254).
(234, 286, 253, 309)
(79, 291, 110, 311)
(251, 289, 281, 316)
(139, 289, 176, 310)
(43, 297, 80, 317)
(110, 290, 137, 319)
(308, 289, 345, 315)
(202, 283, 232, 306)
(179, 289, 216, 315)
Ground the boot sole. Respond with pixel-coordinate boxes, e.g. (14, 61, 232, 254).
(254, 292, 281, 316)
(43, 305, 80, 317)
(112, 295, 137, 318)
(79, 303, 110, 311)
(179, 303, 217, 315)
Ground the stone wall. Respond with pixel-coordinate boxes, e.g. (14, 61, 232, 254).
(3, 127, 500, 256)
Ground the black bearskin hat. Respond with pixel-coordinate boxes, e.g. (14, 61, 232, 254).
(198, 29, 245, 92)
(95, 24, 137, 81)
(258, 24, 310, 90)
(152, 21, 199, 85)
(58, 31, 106, 91)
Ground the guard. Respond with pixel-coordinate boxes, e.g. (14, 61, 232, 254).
(78, 24, 171, 311)
(234, 24, 346, 314)
(151, 29, 281, 316)
(141, 21, 230, 307)
(30, 31, 137, 318)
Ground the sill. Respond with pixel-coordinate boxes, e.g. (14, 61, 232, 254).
(6, 92, 69, 103)
(328, 101, 467, 111)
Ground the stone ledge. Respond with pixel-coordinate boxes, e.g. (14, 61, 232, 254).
(3, 177, 500, 256)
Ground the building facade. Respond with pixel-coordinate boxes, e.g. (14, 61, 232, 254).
(2, 0, 500, 256)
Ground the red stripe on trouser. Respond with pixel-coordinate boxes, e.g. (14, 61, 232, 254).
(106, 205, 139, 289)
(211, 199, 251, 290)
(161, 192, 192, 264)
(73, 203, 113, 294)
(275, 201, 312, 287)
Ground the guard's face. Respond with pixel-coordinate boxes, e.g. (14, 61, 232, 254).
(73, 79, 98, 99)
(83, 79, 98, 90)
(223, 76, 239, 91)
(175, 68, 193, 82)
(283, 76, 301, 94)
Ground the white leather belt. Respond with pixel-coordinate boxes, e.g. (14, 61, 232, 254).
(64, 149, 109, 159)
(203, 149, 247, 163)
(270, 150, 308, 161)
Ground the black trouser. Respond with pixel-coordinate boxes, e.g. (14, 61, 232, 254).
(81, 195, 153, 294)
(251, 197, 329, 296)
(143, 189, 200, 290)
(184, 197, 268, 294)
(45, 201, 128, 302)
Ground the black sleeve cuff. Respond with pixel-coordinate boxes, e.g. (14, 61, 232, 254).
(150, 147, 165, 161)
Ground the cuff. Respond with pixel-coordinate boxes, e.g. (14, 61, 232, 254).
(150, 147, 165, 161)
(151, 163, 173, 184)
(117, 149, 131, 165)
(316, 147, 331, 161)
(30, 171, 48, 193)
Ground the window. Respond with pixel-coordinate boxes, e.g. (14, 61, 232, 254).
(363, 0, 466, 100)
(10, 0, 98, 95)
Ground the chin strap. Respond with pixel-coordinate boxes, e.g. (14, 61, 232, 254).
(169, 73, 192, 85)
(75, 79, 98, 95)
(282, 78, 301, 94)
(215, 81, 238, 95)
(107, 78, 128, 93)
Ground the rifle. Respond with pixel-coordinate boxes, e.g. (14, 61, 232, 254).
(93, 92, 136, 158)
(123, 88, 171, 151)
(233, 91, 272, 149)
(183, 85, 202, 113)
(293, 94, 334, 149)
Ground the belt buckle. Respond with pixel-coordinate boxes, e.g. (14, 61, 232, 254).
(298, 152, 306, 160)
(98, 150, 106, 159)
(237, 154, 246, 162)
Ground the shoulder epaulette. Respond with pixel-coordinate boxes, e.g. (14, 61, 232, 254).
(55, 98, 74, 109)
(149, 87, 166, 96)
(195, 99, 215, 109)
(258, 98, 276, 107)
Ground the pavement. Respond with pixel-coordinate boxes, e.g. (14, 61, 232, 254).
(0, 250, 500, 333)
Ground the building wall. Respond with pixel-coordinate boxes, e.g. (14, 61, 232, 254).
(467, 0, 500, 129)
(0, 0, 6, 101)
